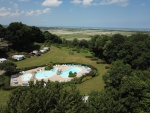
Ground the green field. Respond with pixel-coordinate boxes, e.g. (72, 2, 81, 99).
(0, 90, 11, 106)
(0, 46, 107, 105)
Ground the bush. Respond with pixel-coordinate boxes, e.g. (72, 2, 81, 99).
(68, 71, 77, 77)
(105, 65, 110, 69)
(2, 86, 18, 90)
(0, 82, 4, 87)
(45, 66, 50, 70)
(90, 58, 99, 61)
(85, 56, 93, 58)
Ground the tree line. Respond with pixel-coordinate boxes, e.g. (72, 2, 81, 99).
(89, 33, 150, 70)
(0, 22, 62, 51)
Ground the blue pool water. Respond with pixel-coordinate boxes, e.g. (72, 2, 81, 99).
(22, 73, 32, 81)
(35, 68, 58, 79)
(23, 67, 83, 80)
(60, 67, 81, 78)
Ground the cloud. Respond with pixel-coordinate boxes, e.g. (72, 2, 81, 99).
(18, 0, 29, 1)
(71, 0, 82, 4)
(10, 10, 20, 16)
(13, 4, 18, 9)
(83, 0, 93, 6)
(141, 3, 146, 6)
(0, 7, 11, 17)
(26, 8, 51, 16)
(43, 8, 51, 13)
(100, 0, 129, 7)
(42, 0, 62, 7)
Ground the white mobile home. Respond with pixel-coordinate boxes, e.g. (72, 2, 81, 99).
(43, 47, 50, 51)
(12, 55, 25, 61)
(0, 58, 7, 63)
(40, 49, 46, 53)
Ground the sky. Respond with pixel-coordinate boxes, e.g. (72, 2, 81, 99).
(0, 0, 150, 29)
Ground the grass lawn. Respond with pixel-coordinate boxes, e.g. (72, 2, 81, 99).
(15, 46, 107, 94)
(0, 90, 11, 106)
(0, 45, 107, 105)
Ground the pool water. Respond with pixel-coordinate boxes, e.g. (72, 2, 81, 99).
(35, 68, 58, 79)
(22, 73, 32, 81)
(60, 68, 81, 78)
(22, 67, 83, 80)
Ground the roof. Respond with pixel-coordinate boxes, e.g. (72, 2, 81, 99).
(0, 58, 7, 61)
(0, 43, 10, 47)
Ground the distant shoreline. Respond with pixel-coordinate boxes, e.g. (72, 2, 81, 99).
(3, 24, 150, 31)
(39, 26, 150, 31)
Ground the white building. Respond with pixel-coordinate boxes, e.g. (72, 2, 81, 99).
(12, 55, 25, 61)
(0, 58, 7, 63)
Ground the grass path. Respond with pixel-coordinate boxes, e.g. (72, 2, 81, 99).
(0, 90, 11, 106)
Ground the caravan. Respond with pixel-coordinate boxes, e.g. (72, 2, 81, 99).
(0, 58, 7, 63)
(12, 55, 25, 61)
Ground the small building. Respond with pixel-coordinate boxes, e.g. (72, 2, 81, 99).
(0, 58, 7, 63)
(12, 55, 25, 61)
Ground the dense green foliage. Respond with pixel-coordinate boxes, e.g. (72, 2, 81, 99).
(1, 81, 87, 113)
(0, 61, 16, 74)
(88, 61, 150, 113)
(90, 33, 150, 70)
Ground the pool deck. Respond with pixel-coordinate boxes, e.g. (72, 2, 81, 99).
(10, 65, 89, 86)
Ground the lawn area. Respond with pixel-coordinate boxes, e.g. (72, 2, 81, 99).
(0, 90, 11, 106)
(0, 45, 107, 105)
(15, 46, 107, 95)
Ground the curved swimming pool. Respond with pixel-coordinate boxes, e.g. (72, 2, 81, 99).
(60, 67, 81, 78)
(35, 68, 58, 79)
(23, 67, 83, 80)
(22, 73, 32, 81)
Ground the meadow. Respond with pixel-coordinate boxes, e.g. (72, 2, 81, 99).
(48, 28, 140, 41)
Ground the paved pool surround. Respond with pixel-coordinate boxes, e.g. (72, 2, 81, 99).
(10, 65, 90, 86)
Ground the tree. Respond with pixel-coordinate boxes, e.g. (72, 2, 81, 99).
(0, 61, 17, 74)
(5, 22, 33, 50)
(0, 24, 6, 38)
(4, 80, 87, 113)
(79, 39, 88, 48)
(72, 38, 79, 46)
(103, 60, 132, 89)
(30, 26, 45, 43)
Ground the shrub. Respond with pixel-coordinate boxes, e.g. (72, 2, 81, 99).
(105, 65, 110, 69)
(68, 71, 76, 77)
(2, 86, 18, 90)
(0, 82, 4, 87)
(85, 56, 93, 58)
(90, 58, 99, 61)
(45, 66, 50, 70)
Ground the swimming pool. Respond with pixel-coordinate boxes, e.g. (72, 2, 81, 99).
(60, 67, 81, 78)
(35, 68, 58, 79)
(22, 73, 32, 81)
(35, 67, 82, 79)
